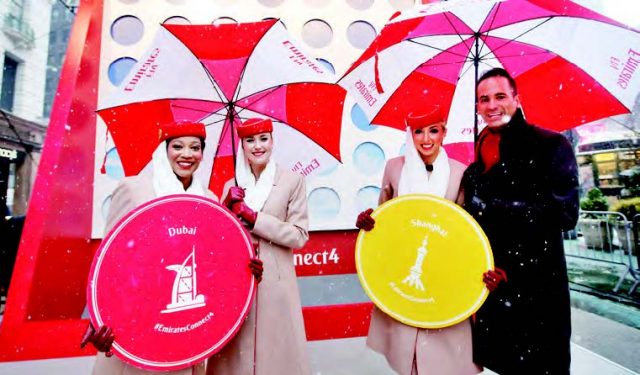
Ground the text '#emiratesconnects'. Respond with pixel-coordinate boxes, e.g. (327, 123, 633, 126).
(154, 312, 214, 334)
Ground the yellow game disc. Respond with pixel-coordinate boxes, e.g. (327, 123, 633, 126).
(356, 194, 493, 329)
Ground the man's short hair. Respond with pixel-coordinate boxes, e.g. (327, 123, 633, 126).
(478, 67, 517, 95)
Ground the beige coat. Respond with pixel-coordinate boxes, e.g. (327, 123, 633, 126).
(367, 156, 480, 375)
(93, 174, 215, 375)
(207, 166, 310, 375)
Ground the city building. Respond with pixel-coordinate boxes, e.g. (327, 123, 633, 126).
(44, 1, 75, 119)
(0, 0, 52, 215)
(576, 115, 640, 197)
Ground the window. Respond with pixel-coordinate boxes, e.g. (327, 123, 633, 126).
(6, 162, 16, 214)
(593, 152, 617, 186)
(1, 56, 19, 112)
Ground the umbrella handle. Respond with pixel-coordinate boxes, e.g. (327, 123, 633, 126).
(228, 108, 240, 187)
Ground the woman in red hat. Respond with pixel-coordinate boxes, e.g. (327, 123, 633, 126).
(355, 108, 480, 375)
(104, 121, 215, 229)
(207, 117, 311, 375)
(82, 121, 263, 375)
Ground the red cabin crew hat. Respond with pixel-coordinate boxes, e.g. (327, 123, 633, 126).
(158, 121, 206, 143)
(405, 106, 446, 130)
(236, 118, 273, 138)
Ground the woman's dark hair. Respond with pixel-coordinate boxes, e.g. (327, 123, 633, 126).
(165, 137, 206, 151)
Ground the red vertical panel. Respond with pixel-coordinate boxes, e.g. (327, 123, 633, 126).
(303, 303, 373, 341)
(0, 0, 104, 361)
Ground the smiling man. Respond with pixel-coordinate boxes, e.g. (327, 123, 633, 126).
(461, 68, 580, 375)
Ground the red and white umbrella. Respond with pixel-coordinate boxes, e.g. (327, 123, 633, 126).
(340, 0, 640, 163)
(98, 19, 346, 196)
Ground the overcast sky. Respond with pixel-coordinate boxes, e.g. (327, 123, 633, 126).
(575, 0, 640, 27)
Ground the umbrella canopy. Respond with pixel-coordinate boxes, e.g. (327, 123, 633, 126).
(98, 19, 346, 196)
(340, 0, 640, 155)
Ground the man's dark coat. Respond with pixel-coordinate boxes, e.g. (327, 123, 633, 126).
(462, 109, 579, 375)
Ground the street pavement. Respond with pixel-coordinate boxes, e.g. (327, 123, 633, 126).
(572, 308, 640, 373)
(0, 306, 638, 374)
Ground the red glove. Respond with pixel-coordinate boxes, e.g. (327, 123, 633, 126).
(80, 322, 115, 357)
(248, 257, 263, 283)
(231, 202, 258, 229)
(223, 186, 245, 208)
(483, 267, 508, 292)
(356, 208, 375, 231)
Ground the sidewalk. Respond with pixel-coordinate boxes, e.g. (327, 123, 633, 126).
(1, 307, 638, 374)
(310, 306, 640, 374)
(307, 337, 638, 375)
(572, 308, 640, 373)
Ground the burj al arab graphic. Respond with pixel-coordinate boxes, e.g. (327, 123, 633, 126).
(161, 246, 206, 314)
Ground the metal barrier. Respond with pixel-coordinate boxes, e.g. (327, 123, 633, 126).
(631, 214, 640, 294)
(566, 211, 639, 295)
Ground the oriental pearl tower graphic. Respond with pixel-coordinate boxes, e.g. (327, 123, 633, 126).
(402, 235, 429, 291)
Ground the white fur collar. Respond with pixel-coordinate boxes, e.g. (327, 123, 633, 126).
(235, 144, 276, 212)
(151, 142, 206, 198)
(397, 127, 450, 198)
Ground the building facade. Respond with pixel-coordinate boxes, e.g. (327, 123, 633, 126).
(1, 0, 52, 215)
(44, 1, 75, 119)
(0, 112, 43, 215)
(575, 110, 640, 197)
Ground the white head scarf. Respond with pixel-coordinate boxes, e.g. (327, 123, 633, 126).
(151, 141, 206, 197)
(235, 137, 276, 212)
(397, 126, 450, 198)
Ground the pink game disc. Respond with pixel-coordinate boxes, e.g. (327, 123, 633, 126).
(87, 194, 255, 371)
